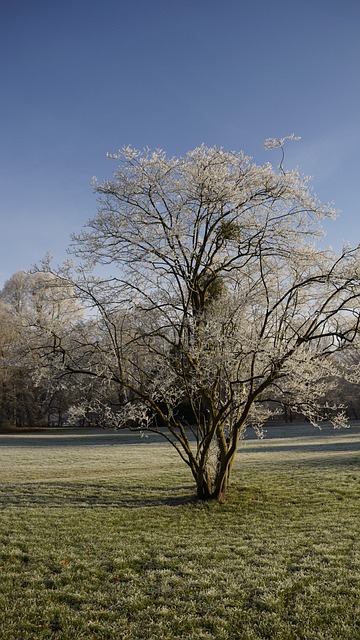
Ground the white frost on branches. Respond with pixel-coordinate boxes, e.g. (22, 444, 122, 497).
(30, 142, 360, 500)
(264, 133, 302, 150)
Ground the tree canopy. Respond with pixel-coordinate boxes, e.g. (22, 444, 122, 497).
(30, 143, 360, 500)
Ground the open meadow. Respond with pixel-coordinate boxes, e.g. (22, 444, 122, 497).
(0, 425, 359, 639)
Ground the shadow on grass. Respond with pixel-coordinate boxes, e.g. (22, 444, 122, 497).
(1, 448, 358, 509)
(292, 455, 359, 468)
(0, 482, 197, 509)
(1, 423, 359, 448)
(243, 453, 360, 469)
(0, 430, 167, 448)
(243, 440, 360, 455)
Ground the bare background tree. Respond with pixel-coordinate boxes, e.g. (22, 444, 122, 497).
(0, 271, 84, 428)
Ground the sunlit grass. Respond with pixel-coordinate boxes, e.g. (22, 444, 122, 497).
(0, 430, 359, 639)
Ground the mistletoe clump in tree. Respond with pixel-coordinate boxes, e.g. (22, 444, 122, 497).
(45, 138, 360, 501)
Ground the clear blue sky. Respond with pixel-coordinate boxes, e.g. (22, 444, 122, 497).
(1, 0, 360, 287)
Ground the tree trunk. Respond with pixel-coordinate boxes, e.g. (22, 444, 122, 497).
(195, 452, 235, 502)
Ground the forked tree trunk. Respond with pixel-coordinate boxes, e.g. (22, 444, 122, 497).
(195, 450, 236, 502)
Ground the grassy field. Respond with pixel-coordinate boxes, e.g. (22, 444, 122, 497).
(0, 428, 359, 639)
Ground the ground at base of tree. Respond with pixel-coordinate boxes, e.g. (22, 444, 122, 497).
(0, 429, 359, 639)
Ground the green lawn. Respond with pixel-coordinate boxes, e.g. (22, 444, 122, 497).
(0, 430, 359, 639)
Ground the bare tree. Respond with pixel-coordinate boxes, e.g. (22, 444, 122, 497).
(42, 143, 360, 500)
(0, 271, 84, 428)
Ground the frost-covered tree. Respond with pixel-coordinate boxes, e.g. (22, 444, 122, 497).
(0, 271, 83, 428)
(43, 142, 360, 500)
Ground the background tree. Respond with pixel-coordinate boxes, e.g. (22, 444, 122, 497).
(0, 271, 83, 428)
(0, 272, 45, 428)
(327, 345, 360, 420)
(0, 299, 22, 429)
(41, 142, 360, 500)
